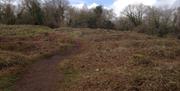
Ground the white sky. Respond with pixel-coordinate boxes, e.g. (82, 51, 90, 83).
(8, 0, 180, 16)
(71, 0, 179, 16)
(111, 0, 156, 16)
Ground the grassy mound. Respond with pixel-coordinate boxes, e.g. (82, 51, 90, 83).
(0, 26, 77, 91)
(0, 25, 51, 37)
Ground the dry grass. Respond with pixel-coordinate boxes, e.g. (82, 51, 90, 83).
(58, 28, 180, 91)
(1, 26, 180, 91)
(0, 25, 77, 91)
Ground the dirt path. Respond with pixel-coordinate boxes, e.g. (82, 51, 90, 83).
(14, 45, 81, 91)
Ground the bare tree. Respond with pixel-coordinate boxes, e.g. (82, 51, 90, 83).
(23, 0, 44, 25)
(174, 7, 180, 37)
(122, 4, 147, 27)
(145, 7, 161, 29)
(145, 6, 174, 37)
(66, 6, 89, 27)
(115, 16, 133, 30)
(43, 0, 69, 28)
(0, 1, 3, 23)
(177, 7, 180, 31)
(0, 0, 16, 24)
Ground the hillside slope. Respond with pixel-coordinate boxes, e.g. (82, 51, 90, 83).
(0, 25, 77, 91)
(58, 28, 180, 91)
(0, 27, 180, 91)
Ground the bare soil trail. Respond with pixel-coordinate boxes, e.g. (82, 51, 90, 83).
(14, 43, 82, 91)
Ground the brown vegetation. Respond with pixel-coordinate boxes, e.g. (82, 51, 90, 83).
(0, 26, 180, 91)
(0, 0, 180, 90)
(0, 25, 77, 91)
(58, 28, 180, 91)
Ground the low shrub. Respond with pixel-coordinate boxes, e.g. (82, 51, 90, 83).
(132, 54, 153, 66)
(0, 51, 29, 70)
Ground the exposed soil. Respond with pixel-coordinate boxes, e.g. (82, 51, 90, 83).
(14, 43, 81, 91)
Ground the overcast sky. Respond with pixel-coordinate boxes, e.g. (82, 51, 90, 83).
(70, 0, 179, 16)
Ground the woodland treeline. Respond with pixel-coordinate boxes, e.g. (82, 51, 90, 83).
(0, 0, 180, 37)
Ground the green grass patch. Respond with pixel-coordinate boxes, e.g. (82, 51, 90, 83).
(0, 74, 18, 91)
(63, 68, 79, 85)
(0, 25, 52, 37)
(59, 61, 80, 87)
(131, 54, 154, 67)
